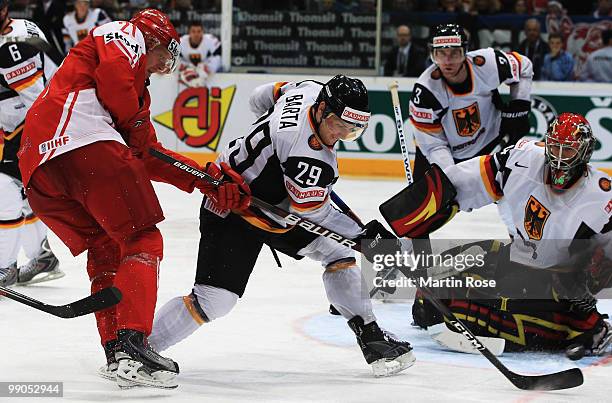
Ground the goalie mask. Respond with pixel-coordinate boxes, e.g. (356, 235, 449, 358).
(315, 75, 371, 142)
(130, 9, 180, 74)
(545, 113, 594, 190)
(428, 23, 468, 66)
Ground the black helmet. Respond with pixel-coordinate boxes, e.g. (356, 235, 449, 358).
(315, 75, 370, 141)
(428, 23, 468, 52)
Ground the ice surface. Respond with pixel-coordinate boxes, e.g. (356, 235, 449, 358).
(2, 177, 610, 402)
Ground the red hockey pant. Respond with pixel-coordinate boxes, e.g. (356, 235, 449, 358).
(26, 141, 165, 345)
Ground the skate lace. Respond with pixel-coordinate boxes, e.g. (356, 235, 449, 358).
(381, 329, 404, 344)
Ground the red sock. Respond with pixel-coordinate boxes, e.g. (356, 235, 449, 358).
(114, 253, 160, 335)
(91, 272, 117, 345)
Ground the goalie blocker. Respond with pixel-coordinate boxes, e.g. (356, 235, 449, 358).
(380, 164, 458, 238)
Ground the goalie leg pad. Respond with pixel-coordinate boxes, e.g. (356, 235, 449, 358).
(379, 164, 458, 238)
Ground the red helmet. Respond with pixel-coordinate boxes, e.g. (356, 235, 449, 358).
(130, 9, 180, 73)
(545, 112, 594, 189)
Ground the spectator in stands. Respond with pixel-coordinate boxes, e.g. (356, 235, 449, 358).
(580, 29, 612, 82)
(594, 0, 612, 18)
(32, 0, 66, 58)
(91, 0, 119, 17)
(438, 0, 462, 13)
(516, 18, 549, 80)
(526, 0, 548, 15)
(318, 0, 336, 12)
(120, 0, 148, 10)
(388, 0, 418, 12)
(171, 0, 193, 10)
(178, 21, 221, 87)
(470, 0, 501, 15)
(541, 32, 574, 81)
(358, 0, 376, 13)
(383, 25, 426, 77)
(62, 0, 111, 51)
(514, 0, 528, 14)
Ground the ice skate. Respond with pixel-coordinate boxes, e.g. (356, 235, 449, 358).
(0, 262, 18, 287)
(115, 329, 179, 389)
(348, 316, 415, 377)
(98, 340, 119, 381)
(17, 238, 64, 285)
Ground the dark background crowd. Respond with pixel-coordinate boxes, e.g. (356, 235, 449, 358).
(7, 0, 612, 82)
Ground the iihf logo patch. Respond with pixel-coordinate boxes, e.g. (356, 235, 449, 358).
(39, 136, 71, 154)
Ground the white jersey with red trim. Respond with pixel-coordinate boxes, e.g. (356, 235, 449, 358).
(445, 140, 611, 268)
(216, 80, 361, 240)
(179, 33, 221, 73)
(62, 8, 111, 50)
(409, 48, 533, 168)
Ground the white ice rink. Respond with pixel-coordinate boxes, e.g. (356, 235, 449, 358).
(2, 178, 611, 402)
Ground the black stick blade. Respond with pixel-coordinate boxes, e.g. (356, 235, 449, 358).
(511, 368, 584, 391)
(56, 286, 122, 318)
(0, 286, 121, 319)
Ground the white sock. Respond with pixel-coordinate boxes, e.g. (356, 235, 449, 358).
(149, 295, 205, 352)
(323, 265, 376, 324)
(21, 203, 48, 259)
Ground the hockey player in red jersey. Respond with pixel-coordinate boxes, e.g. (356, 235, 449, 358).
(18, 9, 249, 389)
(380, 113, 612, 356)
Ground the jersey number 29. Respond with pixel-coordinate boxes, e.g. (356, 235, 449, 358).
(295, 162, 322, 186)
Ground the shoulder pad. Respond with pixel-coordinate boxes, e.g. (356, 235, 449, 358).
(95, 21, 145, 60)
(0, 42, 40, 68)
(410, 82, 443, 110)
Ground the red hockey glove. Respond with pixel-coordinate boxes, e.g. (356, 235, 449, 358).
(197, 162, 251, 211)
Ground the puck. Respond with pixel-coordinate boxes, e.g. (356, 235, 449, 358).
(565, 343, 586, 361)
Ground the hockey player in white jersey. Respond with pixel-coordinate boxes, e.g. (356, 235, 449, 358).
(148, 75, 416, 377)
(178, 21, 221, 87)
(408, 23, 533, 317)
(380, 113, 612, 356)
(0, 0, 62, 287)
(62, 0, 110, 51)
(409, 23, 533, 171)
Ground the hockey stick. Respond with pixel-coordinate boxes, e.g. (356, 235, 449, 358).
(149, 148, 358, 250)
(0, 286, 121, 319)
(153, 148, 582, 390)
(0, 36, 64, 66)
(386, 83, 582, 389)
(328, 191, 583, 391)
(388, 81, 413, 184)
